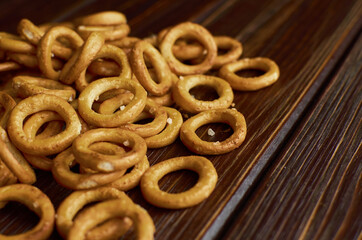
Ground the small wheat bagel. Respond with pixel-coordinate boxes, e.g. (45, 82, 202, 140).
(180, 108, 247, 155)
(159, 22, 217, 75)
(141, 155, 217, 209)
(37, 26, 83, 79)
(7, 94, 81, 155)
(219, 57, 279, 91)
(78, 77, 147, 127)
(173, 74, 233, 113)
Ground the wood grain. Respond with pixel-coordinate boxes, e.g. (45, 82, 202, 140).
(0, 0, 361, 239)
(221, 34, 362, 240)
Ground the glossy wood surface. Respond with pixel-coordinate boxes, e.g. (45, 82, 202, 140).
(0, 0, 361, 239)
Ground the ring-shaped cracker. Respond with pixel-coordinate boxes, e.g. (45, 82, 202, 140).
(131, 40, 173, 96)
(159, 22, 217, 75)
(68, 198, 155, 240)
(140, 155, 217, 209)
(7, 94, 82, 155)
(99, 95, 167, 138)
(173, 74, 233, 113)
(18, 19, 73, 60)
(157, 27, 204, 60)
(72, 128, 147, 172)
(180, 108, 247, 155)
(0, 184, 55, 240)
(37, 26, 84, 79)
(219, 57, 280, 91)
(52, 147, 126, 190)
(75, 44, 132, 92)
(78, 77, 147, 127)
(60, 32, 105, 85)
(12, 75, 76, 101)
(145, 107, 183, 148)
(56, 187, 132, 240)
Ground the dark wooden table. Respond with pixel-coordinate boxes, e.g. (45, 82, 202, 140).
(0, 0, 361, 239)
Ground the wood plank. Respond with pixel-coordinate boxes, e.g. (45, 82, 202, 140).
(0, 0, 361, 239)
(221, 34, 362, 240)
